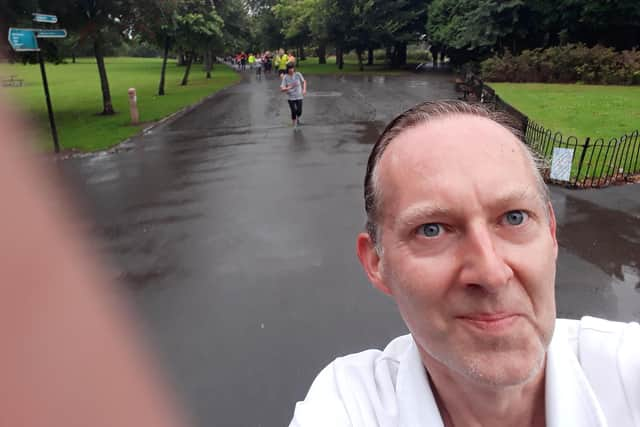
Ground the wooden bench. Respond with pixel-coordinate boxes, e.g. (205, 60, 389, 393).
(2, 75, 24, 87)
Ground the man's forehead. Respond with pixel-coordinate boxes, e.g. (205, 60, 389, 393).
(383, 114, 522, 166)
(376, 114, 535, 207)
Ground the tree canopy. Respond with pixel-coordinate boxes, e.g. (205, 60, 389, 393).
(2, 0, 638, 70)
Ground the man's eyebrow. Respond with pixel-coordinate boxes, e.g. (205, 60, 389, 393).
(393, 188, 541, 229)
(492, 188, 541, 207)
(394, 204, 453, 229)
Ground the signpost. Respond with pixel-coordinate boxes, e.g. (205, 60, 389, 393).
(7, 28, 39, 51)
(36, 29, 67, 39)
(7, 15, 66, 153)
(32, 13, 58, 24)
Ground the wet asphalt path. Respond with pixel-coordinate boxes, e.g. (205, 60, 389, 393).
(61, 70, 640, 426)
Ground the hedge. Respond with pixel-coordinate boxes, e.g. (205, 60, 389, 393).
(481, 44, 640, 85)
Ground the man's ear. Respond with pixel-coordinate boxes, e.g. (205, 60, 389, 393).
(356, 232, 392, 296)
(547, 202, 558, 260)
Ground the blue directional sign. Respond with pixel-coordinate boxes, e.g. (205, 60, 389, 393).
(33, 13, 58, 24)
(36, 29, 67, 38)
(8, 28, 39, 52)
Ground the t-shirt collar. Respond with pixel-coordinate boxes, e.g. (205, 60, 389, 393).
(395, 325, 608, 427)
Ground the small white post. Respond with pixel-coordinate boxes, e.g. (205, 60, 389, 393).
(128, 88, 139, 125)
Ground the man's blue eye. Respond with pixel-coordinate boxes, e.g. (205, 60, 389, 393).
(419, 223, 441, 237)
(505, 210, 527, 225)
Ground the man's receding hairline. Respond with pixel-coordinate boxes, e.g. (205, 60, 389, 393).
(364, 100, 550, 247)
(379, 112, 524, 163)
(372, 112, 533, 209)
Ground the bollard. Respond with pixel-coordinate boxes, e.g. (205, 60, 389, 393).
(128, 88, 139, 125)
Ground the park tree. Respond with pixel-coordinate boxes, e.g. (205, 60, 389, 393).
(273, 0, 314, 59)
(307, 0, 331, 63)
(0, 0, 39, 48)
(129, 0, 179, 95)
(212, 0, 251, 63)
(254, 8, 285, 52)
(272, 0, 333, 63)
(578, 0, 640, 50)
(248, 0, 285, 52)
(315, 0, 429, 69)
(376, 0, 429, 66)
(349, 0, 385, 70)
(173, 0, 223, 86)
(426, 0, 533, 65)
(322, 0, 354, 69)
(33, 0, 135, 115)
(463, 0, 529, 54)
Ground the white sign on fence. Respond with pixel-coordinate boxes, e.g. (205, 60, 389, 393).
(550, 147, 574, 182)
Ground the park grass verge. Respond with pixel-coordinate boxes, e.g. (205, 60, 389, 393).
(490, 83, 640, 140)
(0, 57, 240, 152)
(491, 83, 640, 180)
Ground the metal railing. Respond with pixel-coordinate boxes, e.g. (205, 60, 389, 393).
(524, 121, 640, 187)
(461, 77, 640, 188)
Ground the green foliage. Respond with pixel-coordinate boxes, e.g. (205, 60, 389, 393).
(481, 44, 640, 85)
(174, 0, 224, 54)
(267, 0, 427, 67)
(253, 8, 285, 51)
(272, 0, 315, 47)
(213, 0, 252, 53)
(427, 0, 640, 66)
(119, 40, 162, 57)
(129, 0, 179, 47)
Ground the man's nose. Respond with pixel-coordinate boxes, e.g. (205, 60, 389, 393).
(458, 223, 514, 293)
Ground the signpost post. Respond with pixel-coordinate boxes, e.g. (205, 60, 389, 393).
(37, 50, 60, 153)
(7, 15, 66, 153)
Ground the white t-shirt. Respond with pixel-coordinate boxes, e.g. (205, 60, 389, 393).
(281, 72, 305, 100)
(290, 317, 640, 427)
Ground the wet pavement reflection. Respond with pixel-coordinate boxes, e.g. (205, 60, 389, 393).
(553, 189, 640, 320)
(59, 71, 640, 426)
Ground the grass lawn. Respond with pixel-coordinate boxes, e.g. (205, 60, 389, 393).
(491, 83, 640, 181)
(0, 57, 240, 152)
(295, 56, 409, 75)
(490, 83, 640, 140)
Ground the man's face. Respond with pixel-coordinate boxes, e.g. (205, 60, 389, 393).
(358, 115, 558, 388)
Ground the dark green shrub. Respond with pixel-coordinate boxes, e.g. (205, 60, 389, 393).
(481, 44, 640, 85)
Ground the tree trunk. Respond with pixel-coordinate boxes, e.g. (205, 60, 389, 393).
(181, 53, 193, 86)
(430, 45, 438, 68)
(318, 43, 326, 64)
(393, 42, 407, 67)
(93, 35, 114, 115)
(440, 50, 445, 66)
(204, 50, 212, 79)
(177, 52, 185, 66)
(336, 45, 344, 69)
(72, 51, 76, 64)
(367, 47, 373, 65)
(300, 45, 305, 60)
(385, 46, 392, 64)
(357, 49, 364, 71)
(158, 36, 170, 96)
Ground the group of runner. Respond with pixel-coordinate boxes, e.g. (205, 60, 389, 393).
(228, 49, 307, 130)
(230, 50, 298, 76)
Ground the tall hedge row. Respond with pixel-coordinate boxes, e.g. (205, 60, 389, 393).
(481, 44, 640, 85)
